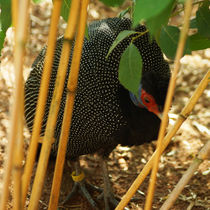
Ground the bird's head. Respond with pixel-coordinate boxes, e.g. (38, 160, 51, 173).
(129, 69, 170, 119)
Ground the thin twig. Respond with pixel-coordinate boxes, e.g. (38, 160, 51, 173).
(171, 0, 203, 17)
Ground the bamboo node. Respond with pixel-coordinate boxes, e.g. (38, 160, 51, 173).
(38, 137, 55, 144)
(13, 165, 24, 170)
(67, 86, 77, 94)
(63, 37, 74, 45)
(71, 171, 85, 182)
(194, 156, 204, 163)
(179, 113, 188, 120)
(17, 40, 27, 47)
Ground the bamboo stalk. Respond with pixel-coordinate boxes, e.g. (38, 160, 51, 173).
(13, 94, 24, 210)
(115, 69, 210, 210)
(144, 0, 193, 209)
(13, 0, 31, 208)
(28, 1, 80, 209)
(0, 0, 29, 210)
(21, 0, 62, 206)
(160, 140, 210, 210)
(48, 1, 89, 209)
(12, 0, 25, 208)
(12, 0, 18, 29)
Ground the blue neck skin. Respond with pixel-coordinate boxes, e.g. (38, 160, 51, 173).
(129, 84, 146, 108)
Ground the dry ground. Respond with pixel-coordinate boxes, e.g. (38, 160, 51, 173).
(0, 1, 209, 209)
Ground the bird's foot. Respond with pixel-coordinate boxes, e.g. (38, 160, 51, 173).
(97, 191, 122, 210)
(62, 171, 102, 209)
(97, 192, 139, 210)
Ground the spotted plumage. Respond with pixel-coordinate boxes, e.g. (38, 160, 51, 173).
(24, 17, 170, 160)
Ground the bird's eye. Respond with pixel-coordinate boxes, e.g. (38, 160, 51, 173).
(144, 97, 150, 103)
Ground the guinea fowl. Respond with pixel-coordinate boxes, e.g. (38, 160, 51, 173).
(24, 17, 170, 209)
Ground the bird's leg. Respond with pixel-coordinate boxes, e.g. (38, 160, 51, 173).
(63, 159, 102, 209)
(98, 158, 122, 210)
(99, 158, 137, 210)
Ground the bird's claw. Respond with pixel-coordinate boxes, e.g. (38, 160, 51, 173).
(63, 171, 103, 209)
(63, 179, 102, 209)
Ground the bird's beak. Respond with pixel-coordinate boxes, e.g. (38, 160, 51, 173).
(156, 112, 163, 120)
(149, 107, 163, 120)
(148, 105, 163, 120)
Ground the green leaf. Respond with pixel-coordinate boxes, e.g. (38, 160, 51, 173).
(133, 0, 174, 26)
(188, 33, 210, 51)
(159, 26, 179, 59)
(196, 0, 210, 38)
(32, 0, 44, 3)
(99, 0, 125, 7)
(85, 24, 89, 40)
(146, 0, 175, 36)
(0, 0, 11, 55)
(0, 0, 12, 32)
(178, 0, 186, 3)
(190, 18, 197, 29)
(60, 0, 71, 22)
(0, 30, 6, 55)
(119, 43, 142, 96)
(106, 30, 138, 59)
(159, 25, 191, 59)
(118, 7, 130, 18)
